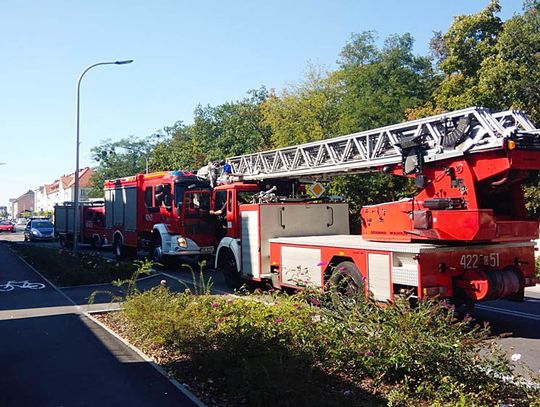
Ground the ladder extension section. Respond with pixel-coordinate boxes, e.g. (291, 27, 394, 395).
(227, 107, 538, 180)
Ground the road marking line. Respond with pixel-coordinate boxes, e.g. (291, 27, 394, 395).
(476, 304, 540, 321)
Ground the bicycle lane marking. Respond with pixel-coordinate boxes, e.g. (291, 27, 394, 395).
(0, 280, 46, 291)
(0, 243, 78, 313)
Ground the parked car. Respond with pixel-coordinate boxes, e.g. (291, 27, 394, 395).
(24, 219, 55, 242)
(0, 221, 15, 233)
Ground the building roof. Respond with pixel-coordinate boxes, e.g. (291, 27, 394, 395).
(58, 167, 94, 189)
(10, 189, 35, 203)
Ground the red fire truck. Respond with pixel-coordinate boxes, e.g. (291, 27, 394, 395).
(103, 170, 215, 261)
(209, 107, 539, 304)
(54, 201, 107, 249)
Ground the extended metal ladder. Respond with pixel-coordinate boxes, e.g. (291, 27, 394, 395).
(226, 107, 538, 180)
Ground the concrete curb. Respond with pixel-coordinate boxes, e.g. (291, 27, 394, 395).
(85, 310, 206, 407)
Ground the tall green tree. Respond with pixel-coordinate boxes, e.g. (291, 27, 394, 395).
(261, 65, 341, 147)
(336, 32, 437, 134)
(88, 136, 156, 197)
(479, 0, 540, 123)
(150, 87, 272, 171)
(431, 0, 503, 110)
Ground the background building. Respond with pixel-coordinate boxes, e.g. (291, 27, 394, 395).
(9, 190, 34, 218)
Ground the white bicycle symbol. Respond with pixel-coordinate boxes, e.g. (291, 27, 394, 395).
(0, 280, 46, 292)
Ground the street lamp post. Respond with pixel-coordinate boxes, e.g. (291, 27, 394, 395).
(73, 60, 133, 255)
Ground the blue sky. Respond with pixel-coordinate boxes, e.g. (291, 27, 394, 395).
(0, 0, 523, 209)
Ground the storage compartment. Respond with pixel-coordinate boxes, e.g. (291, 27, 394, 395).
(240, 202, 349, 279)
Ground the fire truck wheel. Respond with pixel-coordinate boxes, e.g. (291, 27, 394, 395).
(219, 249, 241, 289)
(151, 236, 176, 268)
(113, 237, 125, 260)
(327, 261, 364, 297)
(152, 235, 164, 262)
(90, 236, 102, 251)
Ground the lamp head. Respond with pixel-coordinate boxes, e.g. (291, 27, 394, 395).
(115, 60, 133, 65)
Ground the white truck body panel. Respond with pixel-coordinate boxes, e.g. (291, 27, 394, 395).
(240, 202, 349, 279)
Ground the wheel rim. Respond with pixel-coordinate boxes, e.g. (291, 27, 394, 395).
(332, 274, 360, 296)
(222, 252, 239, 284)
(153, 245, 162, 262)
(328, 262, 363, 298)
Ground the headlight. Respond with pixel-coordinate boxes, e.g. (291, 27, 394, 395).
(177, 236, 187, 248)
(31, 229, 41, 236)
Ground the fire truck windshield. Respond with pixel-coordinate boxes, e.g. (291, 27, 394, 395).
(174, 182, 211, 214)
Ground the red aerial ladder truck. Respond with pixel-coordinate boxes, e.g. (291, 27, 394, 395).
(209, 107, 539, 304)
(103, 170, 215, 261)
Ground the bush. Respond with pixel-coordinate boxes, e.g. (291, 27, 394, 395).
(117, 284, 540, 406)
(11, 244, 136, 286)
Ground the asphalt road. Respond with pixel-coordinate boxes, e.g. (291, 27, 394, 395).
(473, 288, 540, 373)
(0, 241, 199, 407)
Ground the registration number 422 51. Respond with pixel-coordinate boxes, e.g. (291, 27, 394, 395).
(459, 253, 500, 269)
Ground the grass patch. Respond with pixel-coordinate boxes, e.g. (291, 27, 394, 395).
(9, 243, 137, 286)
(103, 276, 540, 407)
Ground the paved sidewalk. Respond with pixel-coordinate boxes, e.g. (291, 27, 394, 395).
(0, 243, 200, 407)
(525, 284, 540, 296)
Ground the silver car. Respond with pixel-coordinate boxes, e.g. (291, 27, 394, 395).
(24, 219, 55, 242)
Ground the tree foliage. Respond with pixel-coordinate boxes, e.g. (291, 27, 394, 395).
(431, 0, 503, 110)
(479, 0, 540, 123)
(150, 87, 271, 171)
(261, 66, 341, 148)
(336, 32, 437, 134)
(88, 137, 156, 197)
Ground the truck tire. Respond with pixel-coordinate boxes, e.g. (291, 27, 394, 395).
(152, 235, 164, 263)
(151, 235, 177, 269)
(90, 235, 102, 251)
(327, 261, 364, 298)
(219, 249, 242, 289)
(113, 237, 125, 260)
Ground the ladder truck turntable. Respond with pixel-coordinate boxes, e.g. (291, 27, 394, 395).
(210, 106, 540, 304)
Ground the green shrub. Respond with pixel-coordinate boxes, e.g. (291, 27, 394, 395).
(11, 244, 136, 286)
(119, 285, 539, 406)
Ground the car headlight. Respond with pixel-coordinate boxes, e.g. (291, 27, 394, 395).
(177, 236, 187, 248)
(31, 229, 41, 236)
